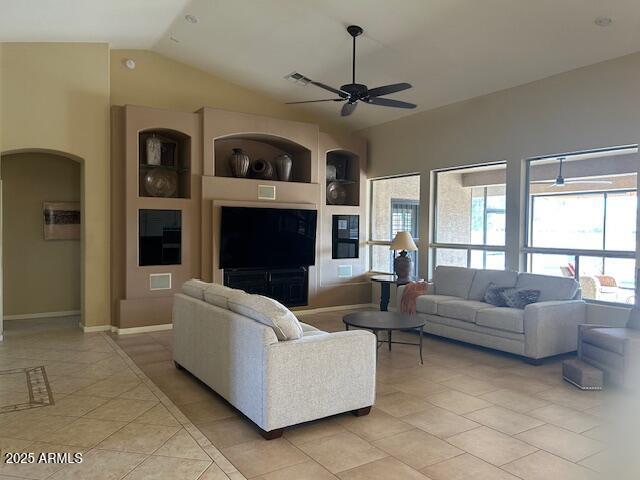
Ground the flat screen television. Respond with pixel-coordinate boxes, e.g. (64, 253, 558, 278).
(220, 207, 317, 269)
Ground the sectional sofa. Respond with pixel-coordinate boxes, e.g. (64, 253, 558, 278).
(398, 266, 586, 362)
(173, 281, 377, 439)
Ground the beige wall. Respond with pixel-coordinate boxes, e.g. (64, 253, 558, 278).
(1, 43, 110, 328)
(1, 152, 80, 316)
(110, 50, 342, 136)
(361, 52, 640, 277)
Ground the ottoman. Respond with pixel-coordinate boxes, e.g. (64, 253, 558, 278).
(563, 358, 604, 390)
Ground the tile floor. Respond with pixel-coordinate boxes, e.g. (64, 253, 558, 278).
(0, 317, 237, 479)
(1, 311, 632, 479)
(112, 309, 632, 480)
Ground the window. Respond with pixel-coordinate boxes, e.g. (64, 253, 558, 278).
(431, 163, 506, 273)
(525, 147, 638, 304)
(369, 175, 421, 276)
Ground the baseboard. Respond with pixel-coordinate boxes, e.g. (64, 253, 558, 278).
(79, 322, 111, 333)
(294, 303, 376, 316)
(111, 323, 173, 335)
(4, 310, 81, 321)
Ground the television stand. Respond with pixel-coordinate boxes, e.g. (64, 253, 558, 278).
(223, 267, 309, 307)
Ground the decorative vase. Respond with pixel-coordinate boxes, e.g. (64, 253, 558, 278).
(274, 154, 293, 181)
(146, 135, 162, 165)
(250, 158, 274, 180)
(394, 251, 413, 285)
(143, 167, 178, 197)
(326, 164, 337, 181)
(326, 181, 347, 205)
(228, 148, 250, 178)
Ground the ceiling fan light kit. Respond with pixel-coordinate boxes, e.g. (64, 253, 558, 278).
(285, 25, 417, 116)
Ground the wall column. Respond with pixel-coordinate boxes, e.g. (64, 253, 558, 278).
(505, 157, 526, 272)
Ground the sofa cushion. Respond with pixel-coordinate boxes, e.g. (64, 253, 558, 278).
(203, 284, 238, 309)
(582, 328, 640, 355)
(416, 295, 459, 315)
(468, 270, 518, 301)
(516, 273, 579, 302)
(182, 279, 211, 300)
(437, 299, 493, 323)
(228, 292, 304, 341)
(434, 266, 476, 298)
(476, 307, 525, 333)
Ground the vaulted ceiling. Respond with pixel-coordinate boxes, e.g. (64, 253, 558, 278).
(3, 0, 640, 128)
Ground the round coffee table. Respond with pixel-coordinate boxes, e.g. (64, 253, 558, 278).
(343, 311, 426, 364)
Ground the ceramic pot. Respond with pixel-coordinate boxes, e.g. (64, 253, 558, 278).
(274, 154, 293, 181)
(143, 167, 178, 197)
(229, 148, 250, 178)
(394, 251, 413, 284)
(326, 181, 347, 205)
(250, 158, 274, 180)
(146, 135, 162, 165)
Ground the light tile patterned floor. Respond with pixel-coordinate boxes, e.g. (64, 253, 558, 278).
(2, 311, 634, 479)
(113, 308, 634, 480)
(0, 317, 234, 480)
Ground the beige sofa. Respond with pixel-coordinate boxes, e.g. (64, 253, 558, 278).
(172, 282, 377, 439)
(398, 266, 586, 363)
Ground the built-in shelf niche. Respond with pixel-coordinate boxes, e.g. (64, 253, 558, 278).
(139, 129, 191, 198)
(214, 134, 312, 183)
(326, 150, 360, 206)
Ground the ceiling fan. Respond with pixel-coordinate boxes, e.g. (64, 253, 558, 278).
(533, 157, 612, 187)
(285, 25, 417, 117)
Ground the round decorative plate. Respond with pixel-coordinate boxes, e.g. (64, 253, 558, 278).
(326, 181, 347, 205)
(144, 167, 178, 197)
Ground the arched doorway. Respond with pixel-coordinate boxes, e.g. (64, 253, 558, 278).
(0, 149, 83, 338)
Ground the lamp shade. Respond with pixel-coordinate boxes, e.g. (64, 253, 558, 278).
(389, 231, 418, 252)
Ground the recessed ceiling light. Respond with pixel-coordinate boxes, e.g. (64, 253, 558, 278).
(594, 16, 612, 27)
(185, 14, 198, 24)
(123, 58, 136, 70)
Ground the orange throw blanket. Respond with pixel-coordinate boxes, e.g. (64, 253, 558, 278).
(401, 281, 428, 315)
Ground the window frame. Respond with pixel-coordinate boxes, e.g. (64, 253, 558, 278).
(430, 162, 507, 274)
(368, 173, 421, 275)
(523, 154, 638, 306)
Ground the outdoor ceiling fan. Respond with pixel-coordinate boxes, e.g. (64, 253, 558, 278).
(533, 157, 612, 187)
(285, 25, 417, 117)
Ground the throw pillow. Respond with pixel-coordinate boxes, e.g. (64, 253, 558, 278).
(228, 292, 304, 341)
(500, 288, 541, 309)
(484, 283, 510, 307)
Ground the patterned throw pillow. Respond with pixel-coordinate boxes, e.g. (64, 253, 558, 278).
(483, 283, 510, 307)
(500, 288, 541, 309)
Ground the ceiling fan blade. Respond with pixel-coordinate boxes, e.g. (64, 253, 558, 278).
(341, 102, 357, 117)
(366, 97, 417, 109)
(286, 98, 345, 104)
(564, 180, 613, 185)
(311, 81, 348, 98)
(367, 82, 412, 98)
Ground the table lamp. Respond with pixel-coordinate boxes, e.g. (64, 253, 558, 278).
(390, 231, 418, 284)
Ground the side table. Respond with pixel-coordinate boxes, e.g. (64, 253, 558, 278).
(370, 274, 408, 311)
